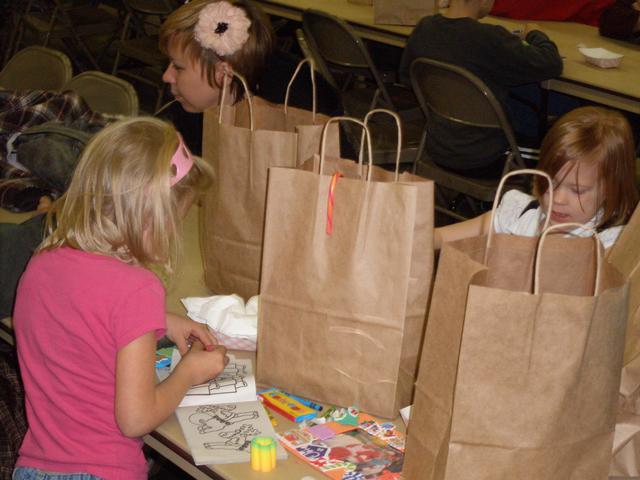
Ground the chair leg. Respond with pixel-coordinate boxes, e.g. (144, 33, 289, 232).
(112, 13, 132, 75)
(412, 128, 427, 175)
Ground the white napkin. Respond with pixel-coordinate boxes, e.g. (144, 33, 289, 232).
(181, 294, 258, 339)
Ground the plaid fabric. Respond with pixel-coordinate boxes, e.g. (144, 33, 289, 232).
(0, 90, 106, 212)
(0, 345, 26, 480)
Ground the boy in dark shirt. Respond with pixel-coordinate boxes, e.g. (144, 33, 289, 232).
(399, 0, 562, 177)
(600, 0, 640, 44)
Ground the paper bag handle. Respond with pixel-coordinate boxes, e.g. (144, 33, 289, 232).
(484, 168, 553, 265)
(360, 109, 402, 182)
(534, 223, 603, 296)
(219, 71, 254, 131)
(320, 116, 373, 181)
(284, 59, 317, 121)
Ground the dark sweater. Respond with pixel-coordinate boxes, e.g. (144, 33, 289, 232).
(599, 0, 640, 43)
(399, 14, 563, 172)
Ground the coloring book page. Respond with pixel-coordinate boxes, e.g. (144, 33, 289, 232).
(166, 352, 257, 407)
(175, 401, 288, 465)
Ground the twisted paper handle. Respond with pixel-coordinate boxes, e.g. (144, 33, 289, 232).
(326, 172, 343, 235)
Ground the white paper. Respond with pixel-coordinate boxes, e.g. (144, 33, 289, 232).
(169, 352, 257, 408)
(175, 401, 287, 465)
(578, 47, 623, 60)
(400, 405, 412, 426)
(181, 295, 258, 339)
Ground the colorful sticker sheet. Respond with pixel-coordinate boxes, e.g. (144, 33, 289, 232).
(278, 414, 405, 480)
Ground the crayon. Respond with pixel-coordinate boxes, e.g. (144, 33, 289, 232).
(320, 406, 337, 419)
(286, 393, 323, 412)
(265, 407, 278, 427)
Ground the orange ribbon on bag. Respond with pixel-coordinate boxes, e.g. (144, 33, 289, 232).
(326, 172, 343, 235)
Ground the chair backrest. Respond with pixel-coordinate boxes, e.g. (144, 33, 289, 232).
(121, 0, 175, 37)
(124, 0, 176, 15)
(410, 57, 524, 168)
(294, 28, 334, 89)
(64, 71, 139, 116)
(302, 9, 393, 108)
(0, 46, 72, 91)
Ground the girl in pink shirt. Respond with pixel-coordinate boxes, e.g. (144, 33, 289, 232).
(13, 117, 229, 479)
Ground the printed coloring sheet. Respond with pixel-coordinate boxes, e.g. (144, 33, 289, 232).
(170, 352, 257, 407)
(175, 401, 288, 465)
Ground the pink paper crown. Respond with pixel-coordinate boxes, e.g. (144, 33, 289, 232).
(170, 134, 194, 186)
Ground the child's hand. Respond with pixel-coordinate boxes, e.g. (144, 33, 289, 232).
(180, 342, 229, 386)
(165, 312, 218, 355)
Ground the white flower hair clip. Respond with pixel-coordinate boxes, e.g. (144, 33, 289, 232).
(194, 1, 251, 56)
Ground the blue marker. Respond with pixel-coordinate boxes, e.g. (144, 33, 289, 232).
(287, 393, 323, 412)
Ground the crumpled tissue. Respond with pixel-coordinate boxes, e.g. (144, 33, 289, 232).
(181, 294, 258, 351)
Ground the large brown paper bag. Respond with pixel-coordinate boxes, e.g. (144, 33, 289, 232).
(609, 353, 640, 477)
(201, 61, 340, 300)
(606, 203, 640, 476)
(403, 170, 629, 480)
(608, 202, 640, 366)
(257, 112, 434, 418)
(374, 0, 438, 26)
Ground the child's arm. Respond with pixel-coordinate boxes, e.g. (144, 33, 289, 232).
(165, 312, 218, 355)
(114, 332, 228, 438)
(434, 211, 493, 250)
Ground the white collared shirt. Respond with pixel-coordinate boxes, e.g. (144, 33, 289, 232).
(493, 189, 623, 249)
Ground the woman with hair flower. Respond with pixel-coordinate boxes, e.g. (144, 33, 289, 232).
(160, 0, 274, 113)
(158, 0, 341, 155)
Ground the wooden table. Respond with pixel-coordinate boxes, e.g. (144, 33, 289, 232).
(257, 0, 640, 113)
(258, 0, 412, 46)
(143, 350, 408, 480)
(144, 352, 330, 480)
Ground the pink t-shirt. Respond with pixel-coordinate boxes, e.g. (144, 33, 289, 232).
(14, 247, 166, 480)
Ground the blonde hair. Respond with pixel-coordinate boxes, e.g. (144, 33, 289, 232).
(159, 0, 274, 100)
(38, 117, 212, 273)
(534, 106, 638, 229)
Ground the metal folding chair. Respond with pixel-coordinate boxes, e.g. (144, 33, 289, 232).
(410, 57, 528, 221)
(64, 71, 139, 117)
(13, 0, 120, 71)
(112, 0, 177, 113)
(0, 46, 72, 91)
(302, 9, 423, 169)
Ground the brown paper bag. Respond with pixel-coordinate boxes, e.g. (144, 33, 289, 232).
(606, 203, 640, 476)
(201, 62, 340, 300)
(256, 112, 434, 418)
(403, 170, 629, 480)
(609, 352, 640, 477)
(374, 0, 438, 26)
(608, 203, 640, 366)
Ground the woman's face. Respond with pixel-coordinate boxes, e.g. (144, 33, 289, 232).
(162, 42, 221, 113)
(540, 161, 603, 226)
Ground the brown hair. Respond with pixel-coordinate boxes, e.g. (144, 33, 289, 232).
(534, 106, 638, 228)
(39, 117, 213, 273)
(159, 0, 274, 100)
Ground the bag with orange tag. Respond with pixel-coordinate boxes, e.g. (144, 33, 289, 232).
(257, 110, 434, 418)
(201, 60, 340, 300)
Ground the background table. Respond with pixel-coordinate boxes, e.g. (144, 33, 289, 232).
(256, 0, 640, 113)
